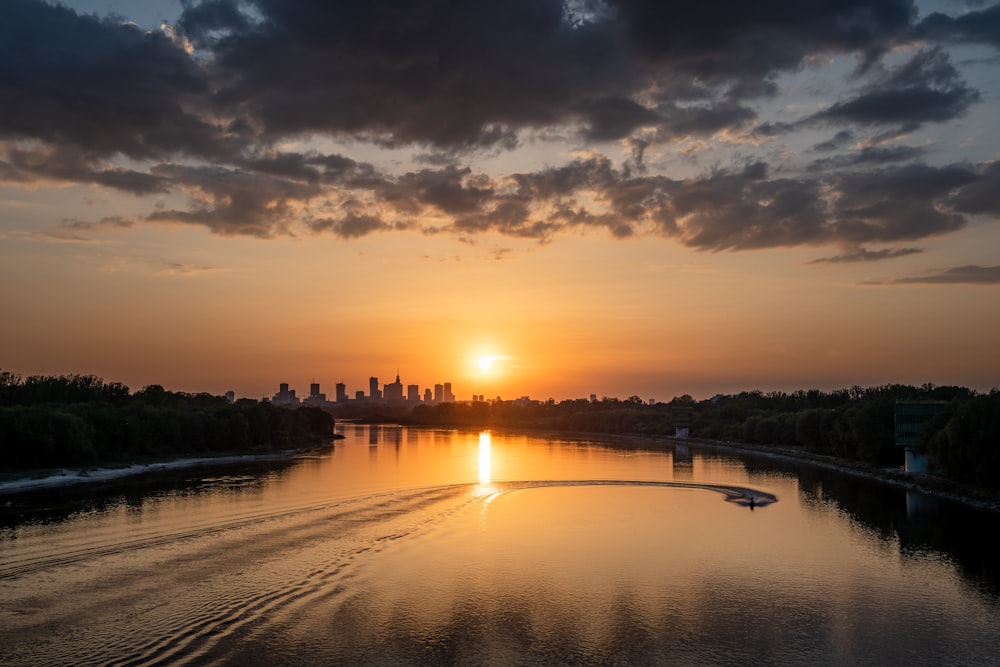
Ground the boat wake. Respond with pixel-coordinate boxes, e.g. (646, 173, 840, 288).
(0, 479, 775, 665)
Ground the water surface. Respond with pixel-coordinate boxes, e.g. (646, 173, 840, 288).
(1, 426, 998, 665)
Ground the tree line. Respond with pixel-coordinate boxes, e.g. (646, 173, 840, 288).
(333, 383, 1000, 491)
(0, 372, 334, 471)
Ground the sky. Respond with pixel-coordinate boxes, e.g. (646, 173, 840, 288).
(1, 0, 999, 402)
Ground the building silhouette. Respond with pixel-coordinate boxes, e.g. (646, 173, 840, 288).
(383, 373, 404, 401)
(304, 381, 327, 406)
(895, 400, 949, 473)
(265, 373, 454, 406)
(272, 382, 299, 405)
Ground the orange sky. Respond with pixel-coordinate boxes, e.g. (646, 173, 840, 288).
(3, 216, 998, 401)
(2, 1, 999, 401)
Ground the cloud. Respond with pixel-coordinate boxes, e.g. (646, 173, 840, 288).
(808, 145, 927, 170)
(61, 216, 136, 231)
(917, 3, 1000, 49)
(4, 0, 998, 161)
(812, 48, 980, 129)
(947, 160, 1000, 216)
(872, 265, 1000, 284)
(308, 212, 394, 239)
(1, 0, 999, 254)
(0, 0, 218, 160)
(808, 247, 923, 263)
(159, 262, 226, 276)
(145, 163, 321, 237)
(2, 144, 169, 195)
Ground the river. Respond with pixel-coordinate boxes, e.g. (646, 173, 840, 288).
(1, 425, 998, 665)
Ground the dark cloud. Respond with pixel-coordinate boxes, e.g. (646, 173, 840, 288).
(195, 0, 640, 148)
(812, 48, 979, 129)
(1, 0, 998, 254)
(652, 163, 830, 250)
(308, 212, 392, 239)
(146, 163, 320, 237)
(808, 247, 923, 263)
(61, 216, 136, 231)
(605, 0, 916, 83)
(392, 167, 496, 216)
(947, 160, 1000, 216)
(177, 0, 252, 43)
(808, 145, 928, 170)
(173, 0, 945, 150)
(917, 3, 1000, 49)
(3, 0, 996, 162)
(826, 163, 976, 242)
(3, 144, 169, 195)
(0, 0, 219, 160)
(813, 131, 855, 152)
(875, 265, 1000, 284)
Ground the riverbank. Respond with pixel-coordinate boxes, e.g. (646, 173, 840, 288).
(569, 430, 1000, 513)
(3, 427, 998, 513)
(0, 448, 323, 497)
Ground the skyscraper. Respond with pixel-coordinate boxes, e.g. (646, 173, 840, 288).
(384, 373, 404, 401)
(369, 376, 381, 401)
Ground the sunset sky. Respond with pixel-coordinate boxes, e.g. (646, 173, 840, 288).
(2, 0, 999, 401)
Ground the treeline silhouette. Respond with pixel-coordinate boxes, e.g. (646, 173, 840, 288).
(335, 383, 1000, 491)
(0, 372, 333, 471)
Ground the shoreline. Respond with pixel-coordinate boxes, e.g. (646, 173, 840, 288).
(476, 426, 1000, 513)
(3, 428, 998, 513)
(0, 449, 313, 497)
(572, 430, 1000, 513)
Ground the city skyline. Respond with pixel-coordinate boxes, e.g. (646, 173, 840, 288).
(267, 374, 460, 405)
(2, 1, 998, 402)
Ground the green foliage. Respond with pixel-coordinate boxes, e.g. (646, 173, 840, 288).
(0, 372, 334, 471)
(925, 394, 1000, 488)
(4, 371, 996, 492)
(795, 409, 834, 453)
(351, 381, 998, 491)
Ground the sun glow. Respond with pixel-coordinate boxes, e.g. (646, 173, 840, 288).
(477, 355, 495, 371)
(478, 431, 492, 484)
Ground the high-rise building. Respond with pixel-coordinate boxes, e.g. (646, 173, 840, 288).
(369, 376, 381, 401)
(384, 373, 404, 401)
(272, 383, 299, 405)
(407, 384, 420, 401)
(335, 382, 347, 402)
(443, 382, 454, 402)
(304, 381, 326, 405)
(423, 388, 432, 402)
(433, 383, 443, 403)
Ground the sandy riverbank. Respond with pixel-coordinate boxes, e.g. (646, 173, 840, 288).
(0, 450, 312, 497)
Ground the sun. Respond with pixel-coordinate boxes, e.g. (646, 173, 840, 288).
(477, 355, 494, 371)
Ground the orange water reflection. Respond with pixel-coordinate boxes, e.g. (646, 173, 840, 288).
(2, 426, 997, 665)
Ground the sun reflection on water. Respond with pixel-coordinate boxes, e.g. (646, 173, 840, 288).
(478, 431, 491, 484)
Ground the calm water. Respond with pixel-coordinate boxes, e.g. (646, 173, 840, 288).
(1, 425, 998, 665)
